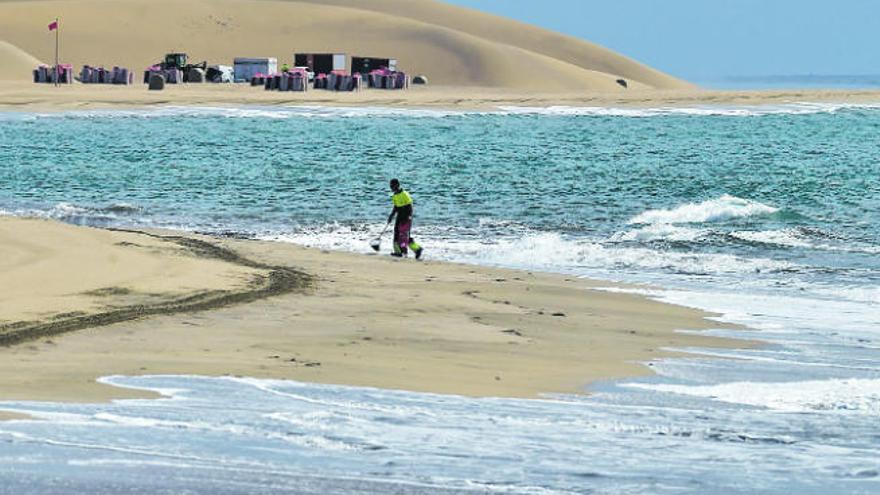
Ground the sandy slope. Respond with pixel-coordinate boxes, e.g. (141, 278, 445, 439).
(0, 40, 43, 80)
(0, 0, 686, 91)
(0, 218, 749, 402)
(296, 0, 692, 89)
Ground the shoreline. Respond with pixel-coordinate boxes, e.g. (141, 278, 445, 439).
(0, 218, 756, 406)
(0, 411, 30, 421)
(0, 82, 879, 112)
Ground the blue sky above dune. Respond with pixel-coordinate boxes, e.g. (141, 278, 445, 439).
(446, 0, 880, 83)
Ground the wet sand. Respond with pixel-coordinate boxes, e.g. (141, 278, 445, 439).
(0, 411, 30, 421)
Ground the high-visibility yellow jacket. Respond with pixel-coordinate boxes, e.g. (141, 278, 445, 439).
(391, 190, 413, 208)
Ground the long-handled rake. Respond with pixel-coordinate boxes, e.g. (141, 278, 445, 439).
(369, 221, 392, 252)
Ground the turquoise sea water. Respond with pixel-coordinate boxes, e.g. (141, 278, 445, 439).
(1, 104, 879, 494)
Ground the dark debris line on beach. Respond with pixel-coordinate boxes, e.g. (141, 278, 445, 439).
(0, 231, 314, 347)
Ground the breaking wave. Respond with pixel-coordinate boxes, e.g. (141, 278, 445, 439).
(3, 102, 880, 122)
(610, 224, 709, 243)
(489, 102, 880, 117)
(628, 195, 779, 225)
(5, 202, 147, 226)
(443, 233, 794, 276)
(1, 106, 480, 121)
(264, 227, 795, 278)
(729, 228, 880, 254)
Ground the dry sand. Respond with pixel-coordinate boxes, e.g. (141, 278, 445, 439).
(1, 80, 879, 112)
(0, 218, 282, 328)
(0, 0, 687, 91)
(0, 217, 750, 406)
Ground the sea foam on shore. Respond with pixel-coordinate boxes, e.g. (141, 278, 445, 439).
(2, 371, 879, 494)
(2, 101, 880, 121)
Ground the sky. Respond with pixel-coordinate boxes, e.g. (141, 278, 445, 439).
(445, 0, 880, 83)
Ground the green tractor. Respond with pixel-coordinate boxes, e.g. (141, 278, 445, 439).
(159, 53, 208, 82)
(163, 53, 188, 71)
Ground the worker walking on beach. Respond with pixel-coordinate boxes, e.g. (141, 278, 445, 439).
(387, 178, 424, 259)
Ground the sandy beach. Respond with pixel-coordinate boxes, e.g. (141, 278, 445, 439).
(0, 217, 748, 404)
(0, 81, 879, 112)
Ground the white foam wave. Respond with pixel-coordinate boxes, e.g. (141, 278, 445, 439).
(447, 233, 792, 275)
(229, 376, 443, 417)
(497, 102, 880, 117)
(91, 412, 251, 434)
(628, 194, 779, 225)
(610, 224, 709, 243)
(3, 102, 879, 121)
(731, 229, 880, 254)
(3, 201, 149, 226)
(259, 223, 378, 253)
(92, 411, 359, 451)
(265, 226, 795, 277)
(612, 223, 880, 255)
(624, 378, 880, 414)
(6, 105, 479, 120)
(605, 286, 880, 347)
(49, 201, 89, 216)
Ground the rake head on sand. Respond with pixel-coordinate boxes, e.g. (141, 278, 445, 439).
(370, 222, 391, 252)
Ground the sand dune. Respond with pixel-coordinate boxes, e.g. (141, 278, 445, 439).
(295, 0, 692, 89)
(0, 40, 43, 80)
(0, 0, 687, 91)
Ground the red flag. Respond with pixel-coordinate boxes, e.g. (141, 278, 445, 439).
(48, 20, 58, 31)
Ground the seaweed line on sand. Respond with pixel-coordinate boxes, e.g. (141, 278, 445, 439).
(0, 230, 314, 347)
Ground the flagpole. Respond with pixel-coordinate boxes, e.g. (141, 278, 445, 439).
(54, 17, 59, 86)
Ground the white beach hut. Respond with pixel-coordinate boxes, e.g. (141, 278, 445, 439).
(233, 57, 278, 82)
